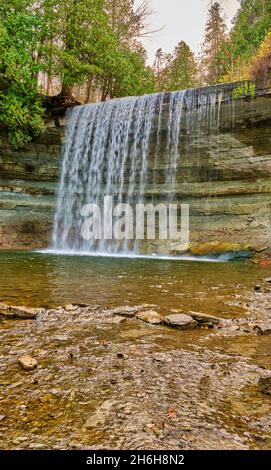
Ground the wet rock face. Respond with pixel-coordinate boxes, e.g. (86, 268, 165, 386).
(0, 121, 64, 249)
(0, 89, 271, 252)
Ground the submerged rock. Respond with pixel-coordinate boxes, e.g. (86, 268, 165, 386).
(18, 355, 38, 371)
(258, 376, 271, 395)
(111, 304, 156, 317)
(104, 315, 126, 324)
(164, 314, 198, 330)
(85, 400, 115, 429)
(64, 304, 79, 311)
(254, 285, 261, 291)
(136, 310, 163, 325)
(253, 322, 271, 335)
(0, 304, 40, 320)
(188, 311, 221, 325)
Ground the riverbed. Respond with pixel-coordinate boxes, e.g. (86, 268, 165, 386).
(0, 251, 271, 450)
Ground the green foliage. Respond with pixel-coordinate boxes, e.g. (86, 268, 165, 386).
(229, 0, 271, 63)
(200, 2, 227, 85)
(218, 0, 271, 82)
(0, 0, 155, 144)
(232, 81, 256, 100)
(154, 41, 198, 92)
(0, 1, 45, 145)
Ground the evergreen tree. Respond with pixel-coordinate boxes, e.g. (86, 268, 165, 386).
(0, 0, 155, 144)
(201, 2, 227, 85)
(154, 42, 198, 92)
(166, 41, 198, 91)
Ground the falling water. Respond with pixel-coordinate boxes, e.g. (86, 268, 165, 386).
(52, 88, 225, 254)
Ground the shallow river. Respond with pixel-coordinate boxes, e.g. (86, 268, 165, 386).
(0, 250, 269, 313)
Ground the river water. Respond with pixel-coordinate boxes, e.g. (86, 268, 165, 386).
(0, 250, 269, 312)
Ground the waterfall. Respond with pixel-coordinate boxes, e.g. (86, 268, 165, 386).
(52, 88, 224, 255)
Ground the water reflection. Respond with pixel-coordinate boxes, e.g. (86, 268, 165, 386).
(0, 250, 270, 314)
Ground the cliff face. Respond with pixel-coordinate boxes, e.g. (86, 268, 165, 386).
(0, 121, 65, 249)
(0, 84, 271, 259)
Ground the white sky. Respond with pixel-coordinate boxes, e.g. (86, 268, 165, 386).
(138, 0, 240, 64)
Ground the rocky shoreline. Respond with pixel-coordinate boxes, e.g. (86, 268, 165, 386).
(0, 281, 271, 450)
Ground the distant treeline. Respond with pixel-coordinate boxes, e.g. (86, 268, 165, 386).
(0, 0, 271, 145)
(154, 0, 271, 91)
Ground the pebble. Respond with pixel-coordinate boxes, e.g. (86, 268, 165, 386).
(17, 355, 38, 371)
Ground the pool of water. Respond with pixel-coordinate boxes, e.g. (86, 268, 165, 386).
(0, 250, 269, 313)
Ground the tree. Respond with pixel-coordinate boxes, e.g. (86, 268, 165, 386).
(220, 0, 271, 82)
(153, 42, 198, 92)
(201, 2, 227, 85)
(250, 30, 271, 85)
(166, 41, 198, 91)
(0, 0, 155, 144)
(105, 0, 152, 48)
(40, 0, 116, 97)
(0, 1, 45, 146)
(153, 48, 171, 91)
(98, 0, 155, 100)
(40, 0, 154, 101)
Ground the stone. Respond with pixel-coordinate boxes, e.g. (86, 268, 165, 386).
(164, 314, 198, 330)
(253, 322, 271, 335)
(254, 285, 261, 291)
(188, 311, 221, 325)
(85, 400, 114, 429)
(111, 304, 157, 317)
(111, 306, 138, 317)
(0, 304, 39, 320)
(64, 304, 79, 311)
(18, 355, 38, 371)
(264, 278, 271, 283)
(0, 415, 5, 422)
(258, 376, 271, 395)
(52, 335, 69, 342)
(136, 310, 163, 325)
(103, 315, 126, 324)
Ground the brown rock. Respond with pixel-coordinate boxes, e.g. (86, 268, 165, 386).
(111, 304, 157, 317)
(0, 304, 40, 320)
(258, 376, 271, 395)
(188, 311, 221, 325)
(18, 355, 38, 371)
(164, 314, 198, 330)
(136, 310, 163, 325)
(253, 322, 271, 335)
